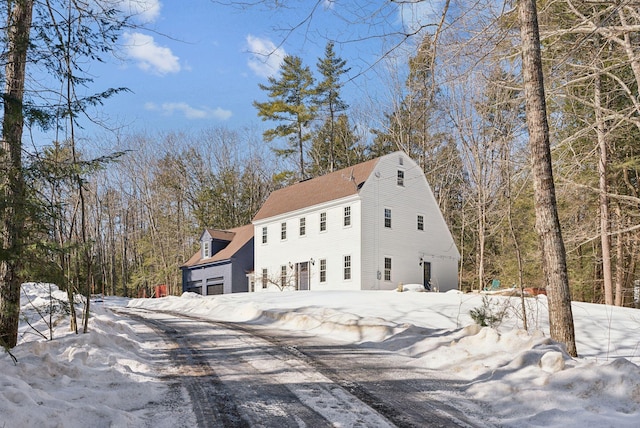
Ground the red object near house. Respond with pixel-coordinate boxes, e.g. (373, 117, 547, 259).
(524, 287, 547, 296)
(155, 284, 168, 298)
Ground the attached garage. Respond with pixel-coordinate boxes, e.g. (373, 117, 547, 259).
(181, 224, 254, 295)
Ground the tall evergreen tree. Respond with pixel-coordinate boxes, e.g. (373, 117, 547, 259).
(1, 0, 34, 349)
(371, 34, 439, 165)
(314, 41, 351, 173)
(254, 55, 316, 178)
(309, 114, 366, 176)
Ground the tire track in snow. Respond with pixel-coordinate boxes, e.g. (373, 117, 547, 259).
(114, 308, 248, 428)
(116, 307, 394, 427)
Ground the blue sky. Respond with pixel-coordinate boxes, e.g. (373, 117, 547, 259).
(53, 0, 444, 142)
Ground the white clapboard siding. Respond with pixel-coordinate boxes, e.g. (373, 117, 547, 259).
(252, 151, 459, 292)
(253, 196, 362, 291)
(360, 152, 459, 291)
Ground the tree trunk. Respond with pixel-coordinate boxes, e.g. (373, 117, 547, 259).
(0, 0, 34, 349)
(614, 205, 624, 307)
(518, 0, 577, 356)
(594, 69, 613, 305)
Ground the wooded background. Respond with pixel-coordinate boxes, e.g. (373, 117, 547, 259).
(4, 1, 640, 313)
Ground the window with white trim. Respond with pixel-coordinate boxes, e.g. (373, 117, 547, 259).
(261, 268, 268, 288)
(202, 241, 210, 258)
(281, 222, 287, 240)
(384, 208, 392, 228)
(417, 214, 424, 231)
(299, 217, 306, 236)
(281, 265, 287, 287)
(344, 255, 351, 280)
(397, 170, 404, 186)
(344, 206, 351, 227)
(384, 257, 392, 281)
(320, 212, 327, 231)
(262, 226, 267, 244)
(320, 259, 327, 283)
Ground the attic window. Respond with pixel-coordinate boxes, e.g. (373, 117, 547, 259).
(397, 170, 404, 186)
(399, 155, 404, 166)
(202, 241, 210, 258)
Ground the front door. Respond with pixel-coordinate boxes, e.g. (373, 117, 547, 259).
(423, 261, 432, 290)
(297, 262, 309, 291)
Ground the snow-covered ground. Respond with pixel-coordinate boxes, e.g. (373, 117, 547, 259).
(2, 282, 640, 427)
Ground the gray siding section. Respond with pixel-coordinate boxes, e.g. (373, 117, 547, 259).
(229, 237, 253, 293)
(181, 237, 254, 295)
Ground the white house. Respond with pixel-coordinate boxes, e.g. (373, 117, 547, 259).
(251, 151, 460, 292)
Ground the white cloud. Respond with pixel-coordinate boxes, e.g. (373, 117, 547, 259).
(145, 102, 232, 121)
(123, 32, 180, 75)
(115, 0, 162, 23)
(246, 35, 286, 78)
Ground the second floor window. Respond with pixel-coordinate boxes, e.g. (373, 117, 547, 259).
(344, 206, 351, 226)
(202, 241, 210, 258)
(320, 259, 327, 282)
(417, 215, 424, 231)
(397, 170, 404, 186)
(384, 208, 392, 228)
(320, 212, 327, 231)
(300, 217, 306, 236)
(281, 222, 287, 240)
(262, 227, 267, 244)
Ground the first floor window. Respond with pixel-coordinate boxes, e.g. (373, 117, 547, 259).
(344, 255, 351, 280)
(320, 212, 327, 231)
(417, 214, 424, 231)
(384, 257, 392, 281)
(261, 268, 268, 288)
(262, 226, 268, 244)
(281, 265, 287, 287)
(281, 222, 287, 240)
(384, 208, 392, 228)
(320, 259, 327, 282)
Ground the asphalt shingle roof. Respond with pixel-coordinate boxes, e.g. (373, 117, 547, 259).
(252, 158, 380, 222)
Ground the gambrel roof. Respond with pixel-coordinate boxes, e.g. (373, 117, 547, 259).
(182, 223, 254, 268)
(252, 158, 380, 222)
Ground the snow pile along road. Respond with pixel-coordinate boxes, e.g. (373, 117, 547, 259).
(2, 283, 640, 427)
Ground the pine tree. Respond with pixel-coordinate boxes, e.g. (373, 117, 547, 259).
(309, 114, 366, 176)
(371, 34, 439, 164)
(1, 0, 34, 349)
(254, 55, 316, 179)
(314, 41, 351, 173)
